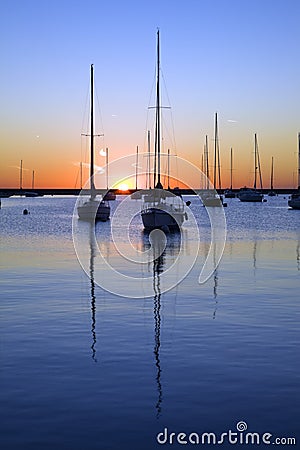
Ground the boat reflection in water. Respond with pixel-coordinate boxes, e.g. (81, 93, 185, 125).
(88, 223, 98, 362)
(142, 230, 181, 418)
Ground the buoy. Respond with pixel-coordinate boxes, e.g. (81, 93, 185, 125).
(23, 209, 29, 215)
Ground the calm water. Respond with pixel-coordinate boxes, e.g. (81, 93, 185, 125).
(0, 195, 299, 449)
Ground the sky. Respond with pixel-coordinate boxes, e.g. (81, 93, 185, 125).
(1, 0, 300, 189)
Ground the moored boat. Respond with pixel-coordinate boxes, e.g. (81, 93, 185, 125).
(77, 64, 110, 222)
(238, 134, 264, 203)
(238, 187, 263, 202)
(288, 192, 300, 209)
(288, 133, 300, 210)
(141, 30, 187, 231)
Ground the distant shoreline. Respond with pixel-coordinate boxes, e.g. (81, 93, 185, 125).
(0, 188, 297, 197)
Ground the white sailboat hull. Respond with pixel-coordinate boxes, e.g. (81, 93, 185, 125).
(200, 191, 223, 206)
(78, 199, 110, 221)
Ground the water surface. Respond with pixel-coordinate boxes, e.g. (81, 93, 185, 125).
(0, 195, 299, 449)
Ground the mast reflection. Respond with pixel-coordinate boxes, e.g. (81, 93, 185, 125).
(296, 235, 300, 271)
(153, 252, 163, 418)
(143, 230, 181, 418)
(89, 224, 97, 362)
(212, 270, 219, 319)
(211, 242, 219, 319)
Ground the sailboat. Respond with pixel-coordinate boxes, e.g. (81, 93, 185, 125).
(238, 133, 264, 202)
(224, 148, 236, 198)
(268, 156, 276, 196)
(141, 30, 187, 231)
(288, 132, 300, 209)
(201, 113, 226, 206)
(77, 64, 110, 221)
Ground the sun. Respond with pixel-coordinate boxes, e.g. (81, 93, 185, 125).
(117, 183, 129, 192)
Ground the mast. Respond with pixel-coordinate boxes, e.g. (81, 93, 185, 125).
(254, 133, 263, 190)
(90, 64, 95, 197)
(254, 133, 257, 190)
(201, 152, 204, 189)
(20, 159, 23, 191)
(167, 148, 170, 189)
(214, 115, 217, 189)
(298, 132, 300, 189)
(270, 156, 274, 191)
(257, 137, 263, 189)
(32, 170, 35, 190)
(205, 135, 209, 189)
(106, 147, 109, 190)
(230, 148, 233, 190)
(155, 29, 163, 189)
(147, 130, 151, 189)
(214, 112, 221, 190)
(80, 161, 83, 190)
(135, 145, 139, 190)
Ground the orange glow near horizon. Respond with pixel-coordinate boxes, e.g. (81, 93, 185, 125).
(0, 159, 298, 190)
(117, 183, 130, 191)
(0, 138, 298, 190)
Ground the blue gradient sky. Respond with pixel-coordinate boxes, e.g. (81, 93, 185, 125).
(1, 0, 299, 188)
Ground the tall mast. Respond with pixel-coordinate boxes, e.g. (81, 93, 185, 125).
(32, 170, 35, 190)
(155, 29, 162, 189)
(214, 112, 221, 190)
(90, 64, 95, 196)
(254, 133, 257, 190)
(214, 114, 217, 189)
